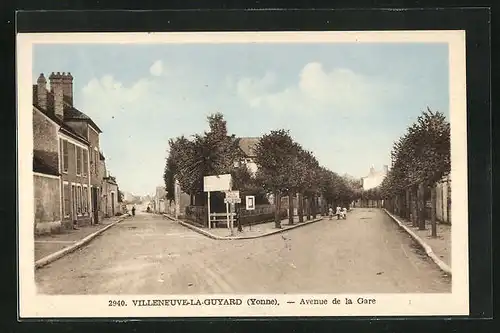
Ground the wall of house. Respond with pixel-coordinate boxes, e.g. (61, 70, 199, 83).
(33, 108, 59, 171)
(88, 126, 101, 186)
(103, 182, 120, 217)
(59, 136, 91, 228)
(34, 174, 61, 235)
(362, 173, 386, 190)
(435, 176, 451, 224)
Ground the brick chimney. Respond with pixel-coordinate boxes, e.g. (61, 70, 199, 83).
(62, 72, 74, 105)
(36, 73, 47, 110)
(49, 72, 64, 119)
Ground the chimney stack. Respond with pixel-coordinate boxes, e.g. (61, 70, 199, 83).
(49, 72, 64, 119)
(62, 72, 74, 105)
(383, 165, 389, 174)
(36, 73, 47, 110)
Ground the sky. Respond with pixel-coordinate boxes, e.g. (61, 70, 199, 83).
(33, 42, 449, 196)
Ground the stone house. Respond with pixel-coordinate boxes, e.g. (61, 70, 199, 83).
(32, 71, 118, 234)
(361, 165, 389, 191)
(236, 137, 259, 175)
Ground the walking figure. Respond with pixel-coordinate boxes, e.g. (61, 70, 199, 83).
(131, 205, 136, 216)
(336, 205, 341, 220)
(328, 206, 334, 220)
(341, 207, 347, 220)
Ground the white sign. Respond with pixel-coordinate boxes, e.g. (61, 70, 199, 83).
(225, 190, 240, 199)
(203, 174, 232, 192)
(245, 195, 255, 210)
(224, 197, 241, 204)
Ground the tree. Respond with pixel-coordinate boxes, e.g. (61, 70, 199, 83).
(164, 113, 243, 207)
(380, 108, 450, 233)
(254, 129, 300, 228)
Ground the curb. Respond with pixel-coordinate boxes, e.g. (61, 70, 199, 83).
(35, 214, 130, 269)
(383, 209, 452, 276)
(164, 214, 324, 240)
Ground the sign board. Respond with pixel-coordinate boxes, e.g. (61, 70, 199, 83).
(245, 195, 255, 210)
(224, 197, 241, 204)
(203, 174, 232, 192)
(225, 190, 240, 199)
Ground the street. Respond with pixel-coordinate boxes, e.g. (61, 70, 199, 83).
(35, 208, 451, 294)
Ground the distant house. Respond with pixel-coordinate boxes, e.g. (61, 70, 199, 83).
(32, 72, 119, 234)
(361, 165, 388, 191)
(236, 137, 259, 175)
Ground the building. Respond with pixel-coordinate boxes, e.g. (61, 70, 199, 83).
(236, 137, 259, 175)
(361, 165, 388, 191)
(32, 71, 119, 234)
(102, 172, 120, 218)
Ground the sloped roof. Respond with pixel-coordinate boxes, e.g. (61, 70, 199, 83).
(238, 137, 259, 157)
(33, 151, 59, 176)
(33, 84, 102, 135)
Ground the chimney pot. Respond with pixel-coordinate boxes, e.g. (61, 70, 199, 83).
(36, 73, 47, 110)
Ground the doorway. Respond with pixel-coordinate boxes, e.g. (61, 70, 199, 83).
(92, 187, 99, 224)
(111, 192, 115, 216)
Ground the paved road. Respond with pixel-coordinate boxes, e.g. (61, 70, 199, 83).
(35, 208, 451, 294)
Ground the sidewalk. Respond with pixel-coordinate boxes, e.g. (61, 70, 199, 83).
(170, 214, 325, 240)
(384, 210, 451, 269)
(35, 215, 126, 261)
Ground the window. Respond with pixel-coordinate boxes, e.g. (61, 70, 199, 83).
(76, 147, 82, 175)
(95, 150, 99, 174)
(83, 149, 88, 176)
(83, 186, 88, 214)
(63, 183, 70, 217)
(77, 185, 82, 215)
(62, 140, 69, 173)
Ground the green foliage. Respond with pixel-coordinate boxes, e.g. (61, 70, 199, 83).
(164, 113, 244, 199)
(253, 129, 302, 195)
(380, 108, 450, 198)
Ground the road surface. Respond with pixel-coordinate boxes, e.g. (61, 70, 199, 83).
(35, 208, 451, 294)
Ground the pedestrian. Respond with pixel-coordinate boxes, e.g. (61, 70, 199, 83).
(336, 205, 341, 220)
(131, 205, 136, 216)
(341, 207, 348, 219)
(328, 206, 334, 220)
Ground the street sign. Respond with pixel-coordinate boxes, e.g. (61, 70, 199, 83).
(224, 197, 241, 204)
(225, 190, 240, 199)
(246, 195, 255, 210)
(204, 174, 232, 192)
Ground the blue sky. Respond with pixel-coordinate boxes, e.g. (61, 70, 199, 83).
(33, 42, 449, 196)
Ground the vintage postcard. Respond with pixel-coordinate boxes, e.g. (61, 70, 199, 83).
(17, 31, 468, 318)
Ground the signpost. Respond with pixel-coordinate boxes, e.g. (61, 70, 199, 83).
(224, 191, 240, 235)
(204, 174, 232, 229)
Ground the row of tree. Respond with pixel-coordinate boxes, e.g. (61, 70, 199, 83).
(377, 108, 451, 236)
(164, 113, 362, 229)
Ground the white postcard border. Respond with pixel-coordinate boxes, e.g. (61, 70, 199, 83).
(17, 30, 468, 318)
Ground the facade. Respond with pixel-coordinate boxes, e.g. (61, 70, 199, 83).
(237, 137, 259, 175)
(33, 71, 119, 234)
(102, 174, 120, 218)
(361, 165, 388, 191)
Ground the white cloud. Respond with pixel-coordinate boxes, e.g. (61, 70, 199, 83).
(149, 60, 163, 76)
(235, 62, 405, 115)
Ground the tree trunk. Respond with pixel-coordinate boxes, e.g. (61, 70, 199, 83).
(431, 183, 437, 237)
(298, 192, 304, 223)
(405, 189, 411, 219)
(418, 183, 426, 230)
(274, 191, 282, 228)
(305, 197, 311, 221)
(411, 186, 418, 227)
(311, 195, 316, 219)
(288, 191, 295, 225)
